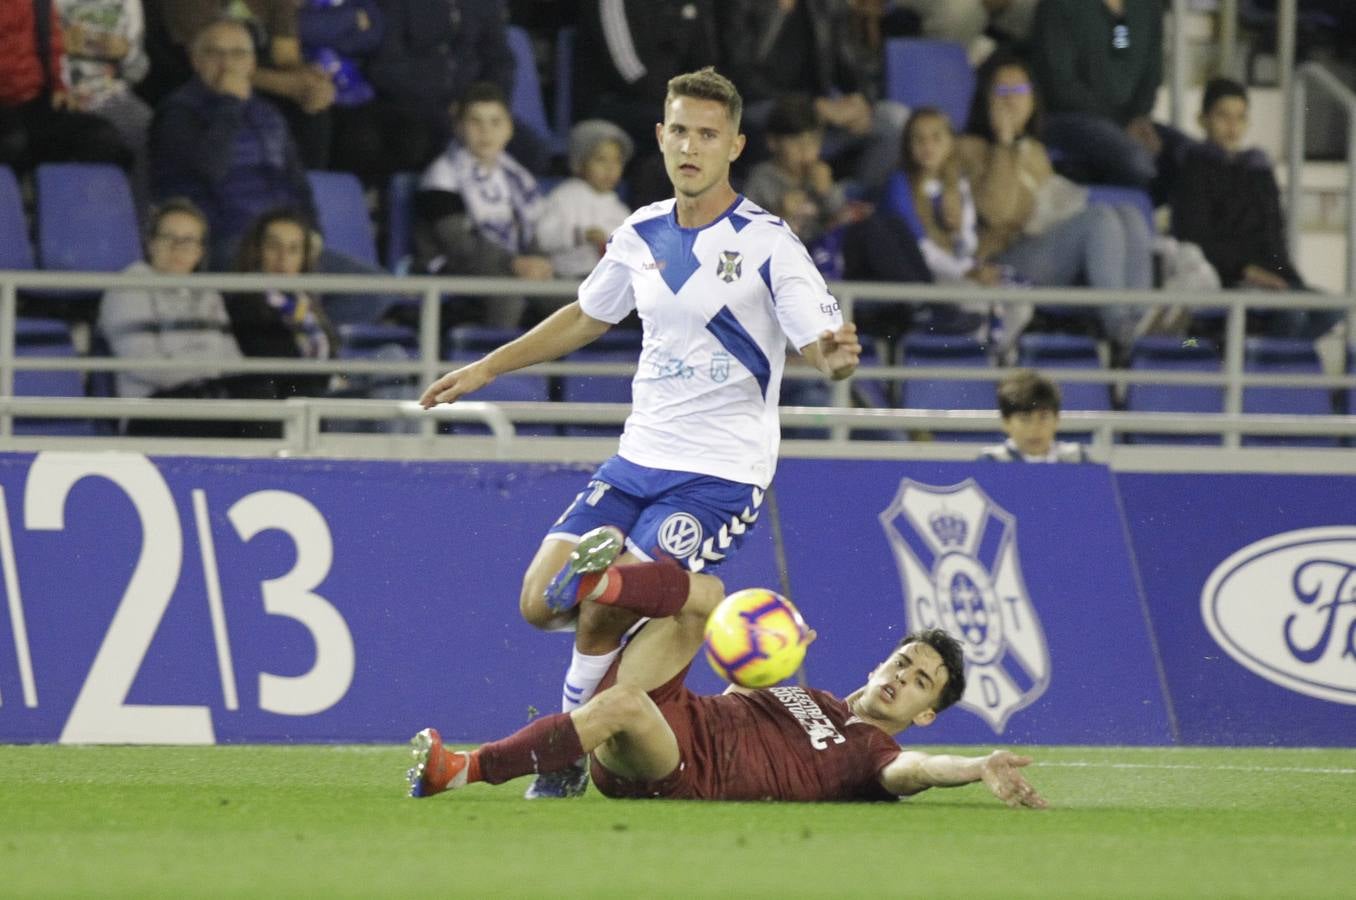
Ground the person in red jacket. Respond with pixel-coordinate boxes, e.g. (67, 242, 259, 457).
(0, 0, 132, 173)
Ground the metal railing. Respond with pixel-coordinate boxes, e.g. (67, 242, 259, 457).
(1288, 62, 1356, 294)
(1, 269, 1353, 457)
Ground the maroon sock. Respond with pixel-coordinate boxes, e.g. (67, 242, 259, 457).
(474, 712, 585, 785)
(593, 560, 690, 618)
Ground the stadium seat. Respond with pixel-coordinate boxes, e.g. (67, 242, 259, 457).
(1017, 333, 1112, 414)
(883, 39, 975, 130)
(337, 323, 418, 359)
(559, 328, 641, 436)
(898, 332, 997, 442)
(553, 28, 575, 147)
(1124, 336, 1223, 444)
(13, 317, 96, 435)
(307, 170, 379, 267)
(0, 166, 34, 271)
(506, 26, 565, 156)
(35, 163, 140, 273)
(781, 364, 833, 440)
(385, 171, 420, 273)
(1086, 185, 1155, 232)
(445, 325, 553, 434)
(1242, 337, 1337, 446)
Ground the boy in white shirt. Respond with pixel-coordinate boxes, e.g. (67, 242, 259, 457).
(538, 119, 634, 278)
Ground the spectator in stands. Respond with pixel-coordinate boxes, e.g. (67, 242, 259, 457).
(150, 17, 316, 270)
(55, 0, 154, 211)
(97, 197, 248, 436)
(718, 0, 909, 193)
(882, 107, 995, 334)
(1174, 79, 1344, 343)
(298, 0, 417, 185)
(367, 0, 547, 175)
(413, 82, 552, 329)
(979, 369, 1088, 462)
(537, 119, 634, 279)
(140, 1, 337, 168)
(958, 52, 1149, 347)
(1028, 0, 1184, 204)
(743, 94, 849, 248)
(892, 0, 1038, 55)
(0, 0, 133, 173)
(230, 207, 339, 402)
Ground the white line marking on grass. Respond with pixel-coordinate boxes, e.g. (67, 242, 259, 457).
(1039, 761, 1356, 775)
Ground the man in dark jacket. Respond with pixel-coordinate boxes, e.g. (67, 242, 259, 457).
(1029, 0, 1183, 202)
(717, 0, 907, 192)
(149, 17, 315, 268)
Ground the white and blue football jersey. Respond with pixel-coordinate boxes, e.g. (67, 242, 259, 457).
(577, 195, 842, 488)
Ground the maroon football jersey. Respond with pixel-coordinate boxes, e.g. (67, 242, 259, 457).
(594, 680, 902, 802)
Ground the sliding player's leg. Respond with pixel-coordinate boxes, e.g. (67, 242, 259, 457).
(407, 684, 680, 798)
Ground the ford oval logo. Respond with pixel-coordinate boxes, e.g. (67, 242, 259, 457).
(1201, 527, 1356, 705)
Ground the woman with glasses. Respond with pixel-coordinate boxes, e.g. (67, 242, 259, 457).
(956, 52, 1152, 350)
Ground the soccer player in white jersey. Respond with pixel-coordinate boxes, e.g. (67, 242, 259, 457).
(419, 67, 861, 798)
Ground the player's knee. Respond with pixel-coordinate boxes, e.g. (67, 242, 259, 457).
(518, 574, 555, 628)
(680, 572, 726, 620)
(595, 683, 653, 731)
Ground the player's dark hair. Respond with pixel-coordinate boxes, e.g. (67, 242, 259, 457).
(765, 93, 821, 137)
(900, 106, 951, 179)
(234, 206, 316, 274)
(997, 369, 1061, 418)
(965, 50, 1043, 142)
(1201, 77, 1248, 116)
(666, 67, 743, 126)
(898, 629, 967, 713)
(457, 81, 510, 119)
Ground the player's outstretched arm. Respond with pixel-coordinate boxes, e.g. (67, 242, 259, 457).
(419, 302, 611, 408)
(878, 749, 1047, 809)
(798, 322, 861, 381)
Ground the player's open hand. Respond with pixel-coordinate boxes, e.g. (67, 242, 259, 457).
(980, 751, 1047, 809)
(419, 363, 493, 409)
(817, 323, 861, 379)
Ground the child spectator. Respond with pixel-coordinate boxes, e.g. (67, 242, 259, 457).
(743, 94, 848, 248)
(414, 81, 552, 328)
(230, 207, 338, 402)
(979, 370, 1089, 462)
(1171, 78, 1340, 341)
(536, 119, 634, 279)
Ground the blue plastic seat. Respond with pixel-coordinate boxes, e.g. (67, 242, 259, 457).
(898, 332, 997, 442)
(1242, 337, 1336, 446)
(13, 317, 96, 435)
(1124, 336, 1223, 444)
(1017, 333, 1111, 414)
(445, 325, 553, 434)
(559, 328, 641, 436)
(385, 171, 420, 273)
(507, 25, 565, 156)
(883, 39, 975, 129)
(1086, 184, 1155, 232)
(307, 170, 379, 267)
(0, 166, 34, 271)
(553, 28, 575, 147)
(36, 163, 140, 273)
(338, 323, 418, 359)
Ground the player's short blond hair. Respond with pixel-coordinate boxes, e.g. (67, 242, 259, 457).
(665, 67, 743, 126)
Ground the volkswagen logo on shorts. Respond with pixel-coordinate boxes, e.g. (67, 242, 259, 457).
(657, 512, 703, 560)
(880, 478, 1050, 734)
(1202, 527, 1356, 705)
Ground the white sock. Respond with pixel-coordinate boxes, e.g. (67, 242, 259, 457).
(561, 645, 621, 714)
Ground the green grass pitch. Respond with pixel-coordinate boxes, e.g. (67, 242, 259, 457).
(2, 744, 1353, 898)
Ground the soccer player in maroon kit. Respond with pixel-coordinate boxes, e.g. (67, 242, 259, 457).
(406, 530, 1046, 808)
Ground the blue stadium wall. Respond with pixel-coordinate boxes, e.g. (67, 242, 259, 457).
(0, 452, 1352, 747)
